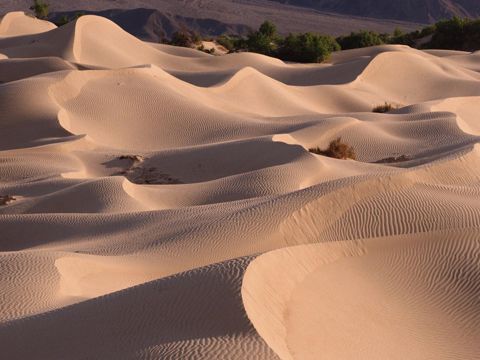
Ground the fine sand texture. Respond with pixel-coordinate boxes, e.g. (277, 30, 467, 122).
(1, 12, 480, 360)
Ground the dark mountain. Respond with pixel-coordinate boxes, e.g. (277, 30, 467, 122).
(0, 0, 423, 37)
(49, 8, 252, 42)
(268, 0, 480, 23)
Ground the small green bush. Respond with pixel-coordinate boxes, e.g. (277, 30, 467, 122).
(388, 25, 436, 46)
(54, 12, 85, 26)
(170, 31, 201, 47)
(245, 21, 279, 55)
(309, 137, 356, 160)
(216, 35, 235, 51)
(56, 15, 70, 26)
(277, 32, 340, 63)
(259, 21, 277, 38)
(336, 30, 384, 50)
(30, 0, 49, 19)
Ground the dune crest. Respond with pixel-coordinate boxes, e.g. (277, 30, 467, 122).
(1, 13, 479, 359)
(0, 11, 56, 37)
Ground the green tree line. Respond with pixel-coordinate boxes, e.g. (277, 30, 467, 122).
(212, 17, 480, 63)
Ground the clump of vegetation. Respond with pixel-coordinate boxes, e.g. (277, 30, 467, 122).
(372, 102, 395, 113)
(388, 25, 436, 46)
(336, 30, 384, 50)
(56, 15, 70, 26)
(114, 155, 182, 185)
(277, 32, 340, 63)
(374, 155, 411, 164)
(427, 17, 480, 51)
(309, 137, 356, 160)
(216, 35, 235, 52)
(54, 12, 85, 26)
(170, 31, 201, 47)
(235, 21, 340, 63)
(0, 195, 16, 206)
(30, 0, 49, 19)
(333, 26, 437, 50)
(244, 20, 279, 56)
(339, 18, 480, 51)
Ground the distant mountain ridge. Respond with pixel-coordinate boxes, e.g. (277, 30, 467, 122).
(49, 8, 252, 42)
(0, 0, 423, 37)
(268, 0, 480, 23)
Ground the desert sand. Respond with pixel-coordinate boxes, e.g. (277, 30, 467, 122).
(0, 11, 479, 360)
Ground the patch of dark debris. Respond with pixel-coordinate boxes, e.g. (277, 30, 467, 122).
(374, 155, 411, 164)
(0, 195, 16, 206)
(118, 155, 144, 162)
(114, 155, 182, 185)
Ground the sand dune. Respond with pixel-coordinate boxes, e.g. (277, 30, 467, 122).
(243, 229, 480, 359)
(0, 11, 56, 37)
(1, 12, 479, 359)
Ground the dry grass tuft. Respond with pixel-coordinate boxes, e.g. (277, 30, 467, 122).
(115, 155, 182, 184)
(309, 137, 356, 160)
(372, 102, 395, 113)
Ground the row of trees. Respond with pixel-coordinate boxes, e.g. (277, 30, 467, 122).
(169, 21, 339, 62)
(336, 17, 480, 52)
(209, 17, 480, 62)
(216, 21, 340, 63)
(428, 17, 480, 51)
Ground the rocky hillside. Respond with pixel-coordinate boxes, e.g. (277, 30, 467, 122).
(269, 0, 480, 23)
(48, 8, 252, 42)
(0, 0, 422, 37)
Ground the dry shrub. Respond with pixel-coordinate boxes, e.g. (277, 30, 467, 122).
(372, 102, 394, 113)
(309, 137, 356, 160)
